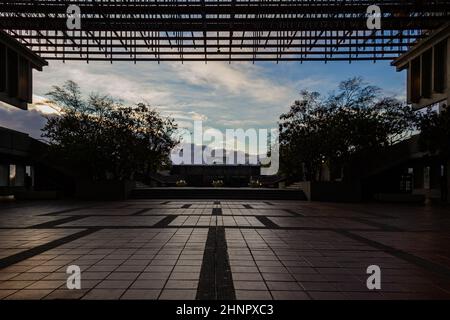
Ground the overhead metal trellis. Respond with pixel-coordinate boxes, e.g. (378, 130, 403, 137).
(1, 0, 449, 62)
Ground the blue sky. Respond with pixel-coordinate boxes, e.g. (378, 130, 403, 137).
(0, 59, 406, 143)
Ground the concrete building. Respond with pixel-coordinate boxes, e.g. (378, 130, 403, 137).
(0, 31, 47, 110)
(171, 164, 261, 187)
(390, 24, 450, 202)
(0, 126, 36, 196)
(0, 126, 74, 198)
(393, 24, 449, 111)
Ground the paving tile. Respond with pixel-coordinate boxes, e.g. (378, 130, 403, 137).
(271, 291, 311, 300)
(235, 290, 272, 300)
(232, 273, 263, 281)
(0, 290, 17, 299)
(44, 289, 89, 300)
(11, 273, 48, 281)
(82, 289, 126, 300)
(2, 200, 450, 301)
(106, 272, 140, 280)
(261, 273, 295, 281)
(96, 280, 134, 289)
(266, 281, 303, 291)
(145, 265, 175, 273)
(138, 272, 171, 280)
(26, 280, 64, 290)
(299, 282, 339, 291)
(5, 289, 53, 300)
(81, 272, 110, 280)
(308, 291, 348, 300)
(169, 272, 200, 280)
(130, 279, 166, 289)
(0, 273, 19, 281)
(121, 289, 161, 300)
(230, 266, 260, 273)
(165, 280, 199, 289)
(0, 281, 35, 290)
(159, 289, 197, 300)
(233, 281, 268, 290)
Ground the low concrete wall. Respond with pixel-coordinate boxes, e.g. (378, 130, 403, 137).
(76, 180, 136, 200)
(296, 181, 362, 202)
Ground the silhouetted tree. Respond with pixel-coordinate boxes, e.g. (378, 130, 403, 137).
(42, 81, 178, 181)
(279, 77, 417, 181)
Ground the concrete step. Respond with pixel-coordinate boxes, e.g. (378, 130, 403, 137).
(286, 182, 304, 190)
(130, 187, 307, 200)
(135, 181, 151, 189)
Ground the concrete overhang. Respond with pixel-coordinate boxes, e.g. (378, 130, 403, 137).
(0, 30, 48, 110)
(0, 30, 48, 71)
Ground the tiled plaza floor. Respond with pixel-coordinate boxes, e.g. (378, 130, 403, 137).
(0, 199, 450, 300)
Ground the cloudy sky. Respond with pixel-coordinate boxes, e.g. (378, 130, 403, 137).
(0, 59, 406, 147)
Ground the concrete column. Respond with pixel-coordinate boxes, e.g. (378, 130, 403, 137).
(421, 49, 432, 98)
(411, 56, 421, 103)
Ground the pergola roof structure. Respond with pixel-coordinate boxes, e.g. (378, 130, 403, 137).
(0, 0, 450, 62)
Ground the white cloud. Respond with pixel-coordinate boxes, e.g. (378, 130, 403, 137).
(168, 62, 293, 104)
(32, 95, 61, 114)
(0, 102, 47, 140)
(31, 60, 299, 134)
(35, 62, 174, 105)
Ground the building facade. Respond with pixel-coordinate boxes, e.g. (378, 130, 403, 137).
(393, 24, 449, 111)
(392, 24, 450, 202)
(0, 126, 34, 196)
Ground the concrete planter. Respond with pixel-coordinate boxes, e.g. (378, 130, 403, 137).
(75, 180, 135, 200)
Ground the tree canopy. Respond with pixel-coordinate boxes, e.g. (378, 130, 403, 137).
(42, 80, 178, 181)
(279, 77, 417, 181)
